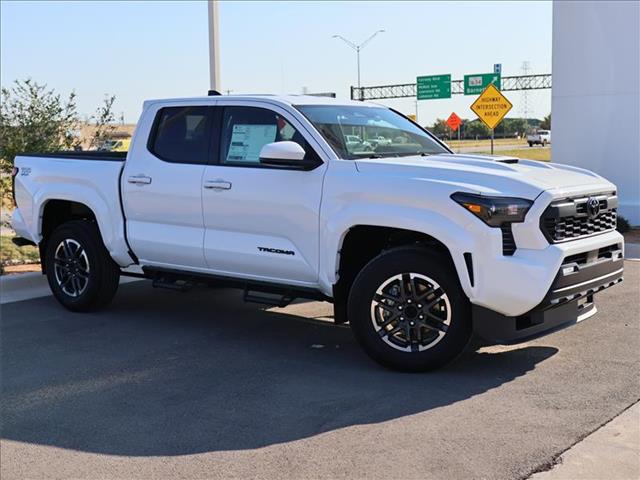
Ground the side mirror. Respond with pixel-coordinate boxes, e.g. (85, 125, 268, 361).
(259, 141, 318, 170)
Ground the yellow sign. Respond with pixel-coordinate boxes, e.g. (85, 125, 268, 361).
(470, 83, 512, 130)
(407, 114, 417, 121)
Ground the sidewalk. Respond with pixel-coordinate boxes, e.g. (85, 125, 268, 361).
(530, 402, 640, 480)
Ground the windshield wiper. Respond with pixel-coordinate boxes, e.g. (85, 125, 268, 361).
(367, 153, 384, 158)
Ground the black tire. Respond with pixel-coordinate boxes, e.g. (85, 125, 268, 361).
(44, 220, 120, 312)
(528, 142, 533, 147)
(347, 247, 471, 372)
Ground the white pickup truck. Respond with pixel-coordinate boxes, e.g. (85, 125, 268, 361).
(11, 94, 624, 371)
(528, 129, 551, 147)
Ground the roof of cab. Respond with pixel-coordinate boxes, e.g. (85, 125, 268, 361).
(143, 94, 377, 110)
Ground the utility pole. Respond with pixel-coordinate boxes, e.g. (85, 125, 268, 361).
(332, 29, 385, 89)
(208, 0, 220, 92)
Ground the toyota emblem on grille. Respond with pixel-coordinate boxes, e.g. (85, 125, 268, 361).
(587, 197, 601, 218)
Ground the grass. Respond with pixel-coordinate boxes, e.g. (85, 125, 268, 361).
(447, 138, 527, 148)
(1, 234, 40, 266)
(477, 147, 551, 162)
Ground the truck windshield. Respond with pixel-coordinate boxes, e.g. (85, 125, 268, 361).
(295, 105, 449, 159)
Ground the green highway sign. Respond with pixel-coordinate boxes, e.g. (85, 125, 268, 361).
(464, 73, 501, 95)
(416, 74, 451, 100)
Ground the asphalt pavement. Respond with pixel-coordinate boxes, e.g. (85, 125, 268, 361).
(1, 262, 638, 479)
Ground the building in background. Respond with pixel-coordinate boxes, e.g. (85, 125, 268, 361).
(552, 0, 639, 224)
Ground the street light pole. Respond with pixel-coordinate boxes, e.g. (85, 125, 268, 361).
(207, 0, 220, 92)
(333, 29, 385, 89)
(356, 47, 361, 89)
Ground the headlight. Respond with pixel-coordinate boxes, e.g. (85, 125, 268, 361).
(451, 192, 533, 227)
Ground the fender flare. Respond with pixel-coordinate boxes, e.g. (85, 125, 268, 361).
(318, 203, 481, 298)
(33, 187, 133, 266)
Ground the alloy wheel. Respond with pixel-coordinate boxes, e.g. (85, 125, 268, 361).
(370, 272, 451, 352)
(53, 239, 90, 297)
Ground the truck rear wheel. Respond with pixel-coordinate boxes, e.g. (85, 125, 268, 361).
(44, 220, 120, 312)
(347, 247, 471, 372)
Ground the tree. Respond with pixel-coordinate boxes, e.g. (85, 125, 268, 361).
(464, 119, 490, 139)
(0, 79, 80, 173)
(427, 118, 449, 137)
(540, 113, 551, 130)
(499, 118, 529, 138)
(88, 94, 121, 150)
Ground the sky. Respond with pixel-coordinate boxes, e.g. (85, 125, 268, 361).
(1, 0, 552, 125)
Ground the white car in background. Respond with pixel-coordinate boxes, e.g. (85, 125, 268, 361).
(367, 135, 392, 147)
(528, 129, 551, 147)
(345, 134, 372, 152)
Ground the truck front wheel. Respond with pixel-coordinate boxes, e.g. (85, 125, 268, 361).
(44, 220, 120, 312)
(347, 247, 471, 372)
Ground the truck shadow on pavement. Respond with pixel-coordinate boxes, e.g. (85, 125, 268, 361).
(1, 281, 558, 456)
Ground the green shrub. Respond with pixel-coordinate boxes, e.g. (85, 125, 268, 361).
(0, 235, 40, 266)
(616, 215, 631, 233)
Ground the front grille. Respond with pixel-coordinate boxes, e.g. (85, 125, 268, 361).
(540, 192, 617, 243)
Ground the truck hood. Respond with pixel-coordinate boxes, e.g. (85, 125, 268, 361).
(354, 153, 615, 199)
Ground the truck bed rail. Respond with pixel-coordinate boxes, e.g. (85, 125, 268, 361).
(18, 151, 126, 162)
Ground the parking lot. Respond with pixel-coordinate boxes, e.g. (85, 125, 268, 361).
(1, 261, 638, 479)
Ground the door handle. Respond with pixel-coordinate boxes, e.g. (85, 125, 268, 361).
(127, 175, 152, 185)
(204, 180, 232, 190)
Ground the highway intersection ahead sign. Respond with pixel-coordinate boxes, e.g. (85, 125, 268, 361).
(470, 83, 513, 130)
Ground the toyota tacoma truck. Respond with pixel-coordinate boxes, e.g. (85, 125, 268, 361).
(11, 94, 624, 371)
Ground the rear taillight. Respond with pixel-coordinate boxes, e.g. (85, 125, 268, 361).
(11, 166, 19, 204)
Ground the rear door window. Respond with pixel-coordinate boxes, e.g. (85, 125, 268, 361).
(149, 106, 212, 164)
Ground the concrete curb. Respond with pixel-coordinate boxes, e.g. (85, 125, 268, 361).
(0, 272, 51, 304)
(0, 272, 143, 305)
(530, 402, 640, 479)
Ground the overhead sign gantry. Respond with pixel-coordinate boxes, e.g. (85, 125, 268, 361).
(350, 73, 551, 101)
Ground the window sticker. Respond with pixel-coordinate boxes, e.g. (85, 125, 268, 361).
(227, 124, 277, 163)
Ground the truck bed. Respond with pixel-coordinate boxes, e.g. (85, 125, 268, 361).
(12, 151, 132, 265)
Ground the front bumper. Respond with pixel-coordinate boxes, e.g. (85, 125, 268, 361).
(473, 243, 623, 343)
